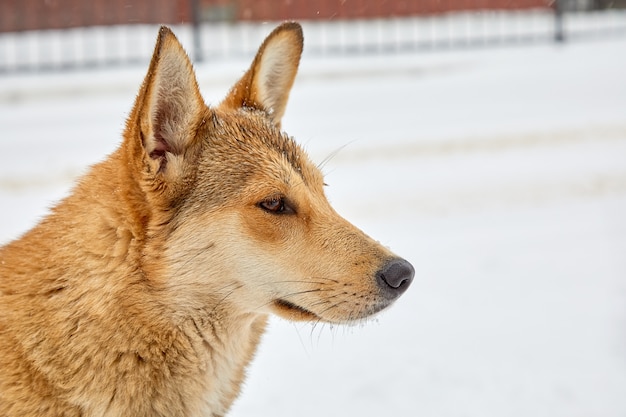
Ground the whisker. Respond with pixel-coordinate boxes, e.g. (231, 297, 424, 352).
(254, 278, 338, 287)
(292, 322, 311, 356)
(285, 288, 330, 297)
(208, 283, 245, 316)
(316, 299, 349, 317)
(316, 141, 355, 172)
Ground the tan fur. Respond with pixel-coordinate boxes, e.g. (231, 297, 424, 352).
(0, 23, 413, 416)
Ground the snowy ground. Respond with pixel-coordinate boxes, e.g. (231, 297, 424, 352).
(1, 25, 626, 417)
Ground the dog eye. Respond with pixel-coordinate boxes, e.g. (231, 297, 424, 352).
(259, 197, 294, 215)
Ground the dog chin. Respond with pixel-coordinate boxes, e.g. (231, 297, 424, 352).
(270, 298, 393, 324)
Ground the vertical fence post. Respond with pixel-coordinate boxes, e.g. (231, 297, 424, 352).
(191, 0, 203, 62)
(554, 0, 565, 42)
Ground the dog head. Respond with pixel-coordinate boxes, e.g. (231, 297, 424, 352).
(125, 23, 413, 324)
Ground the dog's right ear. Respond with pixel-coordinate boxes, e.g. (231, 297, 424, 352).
(132, 26, 204, 177)
(221, 22, 303, 129)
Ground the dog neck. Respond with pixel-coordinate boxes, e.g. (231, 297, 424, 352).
(81, 148, 271, 415)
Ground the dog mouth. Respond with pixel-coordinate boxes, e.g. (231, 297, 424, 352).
(272, 299, 321, 322)
(272, 298, 392, 323)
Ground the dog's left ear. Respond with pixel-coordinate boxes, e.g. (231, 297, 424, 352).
(136, 26, 204, 175)
(221, 22, 303, 128)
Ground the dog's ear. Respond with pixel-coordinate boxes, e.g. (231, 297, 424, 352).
(221, 22, 303, 128)
(136, 26, 204, 175)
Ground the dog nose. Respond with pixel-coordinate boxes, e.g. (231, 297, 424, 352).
(376, 258, 414, 298)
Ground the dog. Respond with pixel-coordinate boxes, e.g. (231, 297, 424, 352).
(0, 22, 414, 416)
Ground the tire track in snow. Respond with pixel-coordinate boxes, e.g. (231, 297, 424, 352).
(327, 124, 626, 216)
(328, 124, 626, 162)
(399, 172, 626, 216)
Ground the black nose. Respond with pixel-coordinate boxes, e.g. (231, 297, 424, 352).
(376, 258, 414, 298)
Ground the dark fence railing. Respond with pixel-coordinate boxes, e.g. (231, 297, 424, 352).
(0, 0, 625, 73)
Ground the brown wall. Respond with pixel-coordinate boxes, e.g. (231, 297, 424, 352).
(0, 0, 191, 32)
(1, 0, 550, 33)
(234, 0, 550, 21)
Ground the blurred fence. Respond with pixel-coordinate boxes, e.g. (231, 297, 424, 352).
(1, 0, 625, 73)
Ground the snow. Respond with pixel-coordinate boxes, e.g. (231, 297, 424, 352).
(1, 21, 626, 417)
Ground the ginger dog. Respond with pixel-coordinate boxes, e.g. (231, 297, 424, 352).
(0, 22, 414, 416)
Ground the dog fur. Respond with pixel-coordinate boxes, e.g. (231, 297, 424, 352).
(0, 22, 414, 416)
